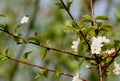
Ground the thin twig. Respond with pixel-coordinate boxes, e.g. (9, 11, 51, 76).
(0, 28, 95, 60)
(98, 63, 103, 81)
(90, 0, 96, 27)
(2, 54, 87, 81)
(90, 0, 103, 81)
(60, 0, 91, 50)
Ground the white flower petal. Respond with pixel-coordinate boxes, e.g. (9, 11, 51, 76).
(113, 61, 120, 75)
(20, 15, 29, 24)
(72, 73, 83, 81)
(105, 48, 115, 54)
(91, 36, 110, 54)
(71, 38, 80, 53)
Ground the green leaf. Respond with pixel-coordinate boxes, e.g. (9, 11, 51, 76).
(22, 51, 32, 61)
(34, 69, 48, 79)
(56, 3, 64, 9)
(114, 40, 120, 48)
(96, 16, 109, 20)
(72, 19, 78, 28)
(97, 22, 102, 28)
(79, 19, 92, 28)
(0, 57, 7, 63)
(37, 33, 47, 42)
(38, 33, 47, 38)
(14, 37, 20, 43)
(100, 24, 112, 28)
(0, 14, 5, 18)
(84, 26, 96, 36)
(4, 48, 9, 55)
(0, 54, 8, 63)
(64, 25, 73, 32)
(52, 68, 62, 79)
(22, 39, 27, 44)
(34, 74, 40, 80)
(98, 24, 112, 33)
(15, 24, 21, 33)
(28, 37, 37, 42)
(38, 68, 49, 78)
(3, 24, 9, 31)
(64, 19, 79, 31)
(66, 1, 73, 10)
(82, 15, 92, 20)
(40, 48, 48, 59)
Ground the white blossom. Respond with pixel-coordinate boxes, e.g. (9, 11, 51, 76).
(91, 43, 102, 54)
(105, 48, 115, 54)
(20, 15, 29, 24)
(91, 36, 110, 54)
(71, 38, 80, 53)
(72, 73, 83, 81)
(113, 61, 120, 75)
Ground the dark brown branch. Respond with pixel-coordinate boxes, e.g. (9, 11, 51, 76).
(60, 0, 91, 50)
(2, 55, 87, 81)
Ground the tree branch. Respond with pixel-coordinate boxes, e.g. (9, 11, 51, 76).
(0, 28, 95, 60)
(1, 54, 87, 81)
(60, 0, 91, 50)
(90, 0, 103, 81)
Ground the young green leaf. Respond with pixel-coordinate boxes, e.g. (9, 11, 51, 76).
(34, 69, 48, 79)
(114, 40, 120, 48)
(82, 15, 92, 20)
(39, 68, 48, 77)
(28, 37, 37, 42)
(22, 51, 32, 61)
(100, 24, 112, 28)
(4, 48, 9, 55)
(14, 37, 20, 43)
(52, 68, 62, 79)
(96, 16, 109, 20)
(0, 54, 8, 63)
(56, 3, 65, 9)
(3, 24, 9, 32)
(34, 74, 40, 80)
(22, 39, 27, 44)
(0, 14, 5, 18)
(40, 48, 48, 59)
(99, 24, 112, 32)
(15, 24, 21, 33)
(79, 19, 92, 28)
(66, 1, 73, 10)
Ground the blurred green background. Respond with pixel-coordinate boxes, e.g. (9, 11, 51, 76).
(0, 0, 120, 81)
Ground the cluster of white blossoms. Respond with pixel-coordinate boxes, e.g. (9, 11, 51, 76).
(105, 48, 115, 54)
(71, 38, 80, 53)
(20, 15, 29, 24)
(72, 73, 83, 81)
(113, 61, 120, 75)
(91, 36, 110, 54)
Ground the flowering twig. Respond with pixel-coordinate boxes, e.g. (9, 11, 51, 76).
(60, 0, 91, 50)
(90, 0, 103, 81)
(1, 54, 87, 81)
(0, 28, 95, 60)
(103, 48, 120, 73)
